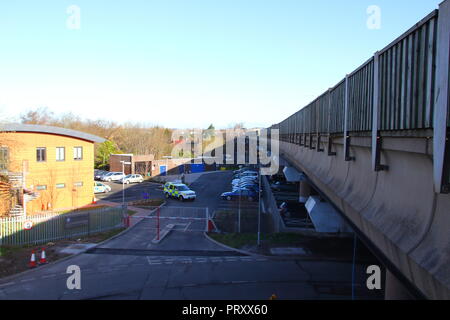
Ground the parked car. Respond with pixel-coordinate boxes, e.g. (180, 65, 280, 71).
(163, 182, 196, 201)
(232, 182, 259, 190)
(101, 172, 125, 182)
(232, 185, 261, 193)
(95, 170, 108, 180)
(94, 181, 111, 194)
(233, 171, 258, 179)
(119, 174, 144, 184)
(270, 181, 297, 192)
(233, 167, 257, 175)
(221, 189, 257, 201)
(232, 177, 258, 186)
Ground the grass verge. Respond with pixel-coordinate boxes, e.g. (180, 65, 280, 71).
(0, 227, 125, 279)
(208, 232, 307, 249)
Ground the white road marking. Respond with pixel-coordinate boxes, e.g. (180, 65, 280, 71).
(180, 259, 192, 264)
(225, 257, 237, 262)
(184, 221, 192, 232)
(147, 257, 162, 265)
(42, 274, 56, 279)
(240, 256, 253, 260)
(0, 282, 15, 288)
(20, 278, 35, 283)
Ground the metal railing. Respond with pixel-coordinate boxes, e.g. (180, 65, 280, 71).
(0, 206, 124, 246)
(275, 10, 439, 138)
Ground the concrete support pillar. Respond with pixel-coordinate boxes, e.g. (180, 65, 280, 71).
(299, 180, 311, 203)
(385, 271, 413, 300)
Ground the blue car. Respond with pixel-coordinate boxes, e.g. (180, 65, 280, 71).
(221, 189, 258, 201)
(233, 184, 260, 193)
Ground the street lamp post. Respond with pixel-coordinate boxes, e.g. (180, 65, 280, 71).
(238, 188, 241, 233)
(257, 166, 261, 246)
(120, 161, 131, 214)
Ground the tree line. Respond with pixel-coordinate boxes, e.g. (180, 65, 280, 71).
(20, 107, 174, 169)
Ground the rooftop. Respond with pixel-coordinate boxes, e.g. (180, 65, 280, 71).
(0, 123, 105, 143)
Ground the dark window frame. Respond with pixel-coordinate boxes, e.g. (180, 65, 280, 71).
(0, 147, 8, 171)
(36, 147, 46, 162)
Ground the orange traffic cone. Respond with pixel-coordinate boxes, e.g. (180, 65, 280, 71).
(29, 251, 37, 268)
(207, 219, 216, 232)
(39, 248, 47, 264)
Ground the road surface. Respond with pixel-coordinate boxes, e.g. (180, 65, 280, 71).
(0, 171, 382, 300)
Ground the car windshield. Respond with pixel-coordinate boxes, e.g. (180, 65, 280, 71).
(177, 186, 189, 191)
(125, 174, 132, 178)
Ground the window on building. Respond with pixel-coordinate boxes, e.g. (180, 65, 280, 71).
(56, 147, 65, 161)
(36, 147, 46, 162)
(74, 182, 83, 187)
(73, 147, 83, 160)
(56, 183, 65, 189)
(0, 147, 8, 171)
(36, 185, 47, 190)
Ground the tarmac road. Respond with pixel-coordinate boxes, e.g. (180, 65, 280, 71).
(0, 171, 382, 300)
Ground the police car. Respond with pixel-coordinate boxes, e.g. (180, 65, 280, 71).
(94, 182, 111, 194)
(163, 182, 196, 201)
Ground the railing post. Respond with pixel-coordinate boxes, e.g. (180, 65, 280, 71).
(434, 0, 450, 193)
(344, 75, 355, 161)
(372, 52, 389, 171)
(327, 88, 336, 156)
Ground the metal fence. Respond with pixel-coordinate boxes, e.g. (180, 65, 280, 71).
(275, 9, 439, 140)
(378, 11, 437, 130)
(0, 207, 124, 246)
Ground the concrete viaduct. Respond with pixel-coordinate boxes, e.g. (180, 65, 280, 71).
(265, 1, 450, 300)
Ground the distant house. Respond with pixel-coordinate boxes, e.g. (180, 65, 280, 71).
(0, 124, 104, 215)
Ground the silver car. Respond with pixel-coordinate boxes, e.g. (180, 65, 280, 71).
(101, 172, 125, 182)
(119, 174, 144, 184)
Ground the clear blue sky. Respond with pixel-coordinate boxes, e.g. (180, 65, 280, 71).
(0, 0, 442, 129)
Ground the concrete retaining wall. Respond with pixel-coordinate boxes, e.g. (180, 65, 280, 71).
(279, 137, 450, 299)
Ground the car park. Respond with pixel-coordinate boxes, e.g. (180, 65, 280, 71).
(232, 178, 258, 187)
(270, 181, 298, 192)
(233, 167, 257, 175)
(221, 189, 257, 201)
(119, 174, 144, 184)
(94, 181, 111, 194)
(163, 182, 196, 201)
(233, 180, 259, 187)
(233, 171, 258, 179)
(232, 185, 260, 193)
(95, 170, 108, 180)
(101, 172, 125, 182)
(232, 183, 259, 190)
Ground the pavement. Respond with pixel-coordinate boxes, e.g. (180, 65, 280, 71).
(0, 171, 383, 300)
